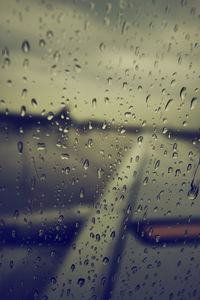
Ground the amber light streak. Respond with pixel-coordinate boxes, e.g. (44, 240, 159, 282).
(143, 223, 200, 241)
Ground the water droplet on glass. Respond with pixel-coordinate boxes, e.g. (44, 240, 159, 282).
(50, 250, 55, 257)
(124, 111, 131, 118)
(170, 79, 176, 87)
(65, 167, 70, 174)
(75, 64, 82, 73)
(71, 264, 75, 272)
(53, 50, 60, 63)
(88, 138, 93, 148)
(92, 98, 97, 108)
(23, 58, 29, 68)
(137, 136, 143, 144)
(50, 277, 57, 285)
(39, 39, 46, 47)
(190, 97, 197, 110)
(17, 141, 23, 153)
(155, 235, 160, 243)
(83, 159, 89, 170)
(187, 164, 192, 171)
(99, 42, 105, 51)
(47, 112, 54, 120)
(46, 30, 53, 40)
(3, 57, 11, 67)
(173, 143, 177, 151)
(20, 105, 26, 117)
(96, 233, 100, 241)
(97, 168, 104, 179)
(143, 176, 149, 185)
(79, 187, 85, 198)
(188, 160, 200, 200)
(61, 153, 70, 160)
(21, 88, 27, 98)
(154, 160, 160, 169)
(165, 99, 173, 111)
(77, 278, 85, 287)
(168, 167, 173, 173)
(146, 94, 151, 105)
(22, 40, 30, 53)
(180, 87, 187, 101)
(2, 46, 9, 56)
(102, 257, 109, 265)
(31, 98, 38, 108)
(110, 231, 115, 239)
(188, 185, 199, 200)
(37, 143, 46, 151)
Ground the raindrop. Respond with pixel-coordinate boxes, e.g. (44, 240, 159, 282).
(3, 57, 11, 67)
(83, 159, 89, 170)
(165, 99, 173, 111)
(2, 46, 9, 56)
(46, 30, 53, 40)
(168, 167, 173, 173)
(23, 58, 29, 68)
(138, 85, 142, 92)
(20, 105, 26, 117)
(53, 50, 60, 63)
(50, 250, 55, 257)
(96, 234, 100, 241)
(22, 88, 28, 98)
(102, 257, 109, 265)
(97, 168, 104, 179)
(74, 64, 82, 73)
(154, 160, 160, 169)
(88, 138, 93, 148)
(65, 167, 70, 174)
(188, 160, 200, 200)
(137, 136, 143, 144)
(187, 164, 192, 171)
(71, 264, 75, 272)
(146, 94, 151, 106)
(31, 98, 38, 108)
(110, 231, 115, 239)
(37, 143, 46, 151)
(61, 153, 70, 160)
(50, 277, 56, 285)
(39, 39, 45, 47)
(99, 42, 105, 51)
(22, 40, 30, 53)
(180, 87, 187, 101)
(79, 187, 85, 198)
(170, 79, 176, 87)
(92, 98, 97, 108)
(124, 111, 131, 118)
(143, 176, 149, 185)
(47, 112, 54, 120)
(190, 97, 197, 110)
(173, 143, 177, 151)
(77, 278, 85, 287)
(155, 235, 160, 243)
(173, 24, 178, 32)
(17, 141, 23, 153)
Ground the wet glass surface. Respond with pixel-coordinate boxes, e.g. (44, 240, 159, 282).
(0, 0, 200, 299)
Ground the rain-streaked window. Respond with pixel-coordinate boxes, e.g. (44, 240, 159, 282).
(0, 0, 200, 299)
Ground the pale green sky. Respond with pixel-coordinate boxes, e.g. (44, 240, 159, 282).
(0, 0, 200, 131)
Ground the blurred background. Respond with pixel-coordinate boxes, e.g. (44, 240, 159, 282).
(0, 0, 200, 299)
